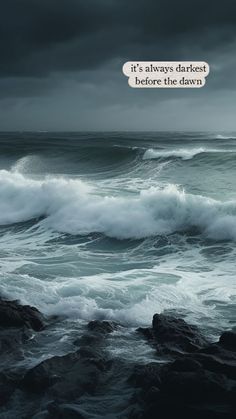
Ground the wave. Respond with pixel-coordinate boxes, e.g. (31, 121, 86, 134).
(1, 170, 236, 241)
(216, 134, 236, 140)
(11, 155, 42, 174)
(143, 147, 233, 161)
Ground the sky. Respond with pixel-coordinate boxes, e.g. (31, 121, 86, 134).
(0, 0, 236, 131)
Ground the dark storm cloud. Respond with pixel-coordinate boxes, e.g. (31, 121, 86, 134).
(1, 0, 236, 77)
(0, 0, 236, 131)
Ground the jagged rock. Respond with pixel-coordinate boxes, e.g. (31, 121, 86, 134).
(22, 345, 112, 400)
(0, 299, 46, 408)
(47, 402, 86, 418)
(138, 313, 208, 355)
(129, 363, 162, 390)
(169, 357, 202, 372)
(161, 369, 229, 402)
(1, 307, 236, 419)
(0, 327, 33, 353)
(219, 331, 236, 351)
(132, 316, 236, 419)
(0, 372, 16, 406)
(73, 320, 120, 347)
(0, 299, 45, 331)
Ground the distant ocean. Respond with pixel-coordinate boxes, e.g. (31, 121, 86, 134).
(0, 131, 236, 376)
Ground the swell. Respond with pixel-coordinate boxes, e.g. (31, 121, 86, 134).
(1, 133, 236, 174)
(2, 146, 144, 177)
(1, 170, 236, 241)
(5, 146, 236, 179)
(0, 135, 142, 164)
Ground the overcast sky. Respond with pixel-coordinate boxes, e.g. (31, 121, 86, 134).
(0, 0, 236, 131)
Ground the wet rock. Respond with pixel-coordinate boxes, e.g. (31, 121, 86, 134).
(133, 317, 236, 419)
(0, 372, 16, 406)
(139, 313, 208, 354)
(138, 401, 234, 419)
(219, 331, 236, 351)
(193, 351, 236, 380)
(74, 320, 120, 348)
(22, 346, 112, 400)
(194, 332, 236, 380)
(0, 327, 33, 353)
(129, 363, 162, 390)
(0, 299, 46, 409)
(143, 386, 161, 403)
(169, 357, 202, 372)
(47, 402, 86, 419)
(0, 299, 45, 331)
(1, 309, 236, 419)
(161, 369, 229, 402)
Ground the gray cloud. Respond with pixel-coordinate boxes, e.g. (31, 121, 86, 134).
(0, 0, 236, 130)
(1, 0, 236, 77)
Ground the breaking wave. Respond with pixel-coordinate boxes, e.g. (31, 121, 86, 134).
(1, 169, 236, 241)
(143, 147, 233, 160)
(216, 134, 236, 140)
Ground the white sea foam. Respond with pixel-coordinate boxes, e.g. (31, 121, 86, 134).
(143, 147, 206, 160)
(11, 155, 42, 174)
(1, 169, 236, 241)
(1, 262, 234, 328)
(142, 147, 233, 160)
(216, 134, 236, 140)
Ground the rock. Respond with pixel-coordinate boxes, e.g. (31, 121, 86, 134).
(0, 299, 45, 331)
(1, 310, 236, 419)
(22, 354, 65, 392)
(0, 299, 46, 408)
(161, 369, 229, 402)
(22, 346, 112, 399)
(47, 402, 86, 418)
(193, 352, 236, 380)
(133, 316, 236, 419)
(129, 363, 162, 390)
(0, 327, 32, 353)
(138, 313, 208, 355)
(143, 386, 161, 403)
(136, 327, 153, 341)
(152, 313, 208, 352)
(219, 331, 236, 351)
(74, 320, 120, 347)
(169, 357, 202, 372)
(138, 400, 234, 419)
(0, 372, 16, 406)
(194, 332, 236, 380)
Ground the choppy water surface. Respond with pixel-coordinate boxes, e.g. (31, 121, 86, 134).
(0, 131, 236, 369)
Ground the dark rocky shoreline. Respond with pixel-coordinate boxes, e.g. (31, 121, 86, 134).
(0, 298, 235, 418)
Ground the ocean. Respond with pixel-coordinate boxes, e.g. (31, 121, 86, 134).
(0, 131, 236, 415)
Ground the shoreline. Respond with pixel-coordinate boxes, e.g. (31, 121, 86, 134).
(1, 298, 235, 418)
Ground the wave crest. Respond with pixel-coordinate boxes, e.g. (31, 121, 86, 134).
(0, 170, 236, 241)
(142, 147, 235, 161)
(143, 147, 206, 160)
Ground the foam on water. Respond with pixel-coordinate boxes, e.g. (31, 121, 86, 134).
(216, 134, 236, 140)
(143, 147, 234, 160)
(0, 247, 235, 332)
(1, 132, 236, 419)
(1, 169, 236, 241)
(11, 155, 43, 174)
(0, 133, 236, 354)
